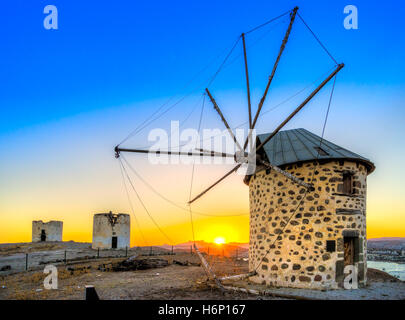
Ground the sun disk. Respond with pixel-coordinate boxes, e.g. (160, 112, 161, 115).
(214, 237, 225, 245)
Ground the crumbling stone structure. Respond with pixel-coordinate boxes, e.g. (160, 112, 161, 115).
(32, 220, 63, 242)
(247, 128, 375, 289)
(92, 212, 130, 249)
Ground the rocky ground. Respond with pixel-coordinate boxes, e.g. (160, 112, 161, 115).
(225, 268, 405, 300)
(0, 242, 404, 300)
(0, 241, 91, 255)
(0, 242, 170, 274)
(0, 253, 252, 300)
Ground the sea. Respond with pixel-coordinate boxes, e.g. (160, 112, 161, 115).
(367, 261, 405, 281)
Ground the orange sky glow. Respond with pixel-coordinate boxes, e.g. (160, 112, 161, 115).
(0, 157, 404, 246)
(0, 86, 404, 246)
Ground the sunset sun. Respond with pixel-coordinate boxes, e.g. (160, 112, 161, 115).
(214, 237, 226, 245)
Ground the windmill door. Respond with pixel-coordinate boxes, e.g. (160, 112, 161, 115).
(40, 230, 46, 242)
(344, 237, 355, 266)
(112, 236, 118, 249)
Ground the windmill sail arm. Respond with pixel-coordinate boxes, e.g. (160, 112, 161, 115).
(205, 88, 243, 151)
(241, 32, 252, 129)
(252, 7, 299, 128)
(259, 160, 313, 190)
(195, 148, 235, 158)
(255, 63, 344, 153)
(187, 164, 241, 204)
(115, 147, 234, 159)
(244, 6, 299, 150)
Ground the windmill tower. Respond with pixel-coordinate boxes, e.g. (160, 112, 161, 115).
(113, 7, 373, 290)
(247, 128, 374, 289)
(92, 212, 130, 249)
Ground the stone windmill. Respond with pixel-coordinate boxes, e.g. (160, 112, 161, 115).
(114, 7, 373, 290)
(247, 128, 374, 289)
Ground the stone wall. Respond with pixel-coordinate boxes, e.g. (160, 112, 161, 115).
(32, 220, 63, 242)
(92, 213, 130, 249)
(249, 160, 368, 289)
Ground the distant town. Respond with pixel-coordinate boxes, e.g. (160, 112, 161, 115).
(367, 238, 405, 263)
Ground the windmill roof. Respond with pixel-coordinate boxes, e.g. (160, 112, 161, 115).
(257, 128, 375, 174)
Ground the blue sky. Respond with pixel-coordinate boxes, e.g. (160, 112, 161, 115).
(1, 0, 403, 132)
(0, 0, 404, 243)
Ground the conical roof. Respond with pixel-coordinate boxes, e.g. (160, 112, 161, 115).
(256, 128, 375, 173)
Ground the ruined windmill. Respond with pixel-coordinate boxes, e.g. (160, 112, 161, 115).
(92, 212, 130, 250)
(115, 7, 375, 290)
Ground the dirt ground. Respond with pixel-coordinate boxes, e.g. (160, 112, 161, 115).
(0, 242, 64, 256)
(0, 253, 255, 300)
(0, 242, 171, 274)
(0, 243, 404, 300)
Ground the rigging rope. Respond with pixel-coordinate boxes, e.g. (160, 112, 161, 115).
(218, 16, 289, 76)
(118, 9, 292, 147)
(121, 154, 248, 218)
(187, 94, 206, 243)
(206, 36, 241, 88)
(115, 9, 341, 259)
(163, 66, 336, 152)
(119, 158, 174, 244)
(245, 9, 293, 35)
(118, 36, 243, 147)
(134, 16, 291, 152)
(134, 93, 205, 150)
(116, 66, 336, 249)
(297, 12, 338, 65)
(118, 161, 148, 246)
(253, 74, 338, 272)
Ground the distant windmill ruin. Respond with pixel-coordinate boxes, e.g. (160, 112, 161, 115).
(92, 212, 130, 250)
(114, 7, 375, 290)
(32, 220, 63, 242)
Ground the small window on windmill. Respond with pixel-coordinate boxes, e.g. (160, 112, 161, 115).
(343, 172, 354, 194)
(326, 240, 336, 252)
(314, 146, 329, 156)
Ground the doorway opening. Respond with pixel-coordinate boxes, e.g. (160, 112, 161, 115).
(112, 236, 117, 249)
(343, 235, 360, 286)
(344, 237, 355, 266)
(40, 230, 46, 242)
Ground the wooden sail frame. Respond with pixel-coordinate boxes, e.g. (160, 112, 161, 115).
(115, 6, 344, 293)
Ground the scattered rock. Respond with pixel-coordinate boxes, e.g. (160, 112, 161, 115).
(110, 258, 169, 272)
(173, 260, 201, 267)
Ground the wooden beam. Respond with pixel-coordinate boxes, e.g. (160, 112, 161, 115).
(256, 63, 344, 153)
(188, 164, 241, 204)
(241, 33, 252, 129)
(205, 88, 243, 151)
(194, 148, 235, 159)
(244, 7, 299, 150)
(193, 244, 225, 292)
(215, 284, 316, 300)
(218, 271, 257, 281)
(259, 160, 313, 190)
(115, 147, 234, 159)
